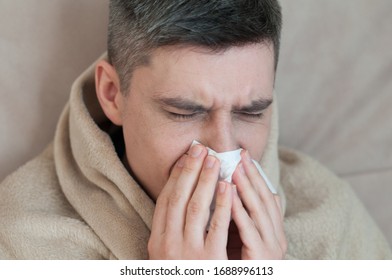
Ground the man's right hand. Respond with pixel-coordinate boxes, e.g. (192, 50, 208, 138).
(148, 144, 233, 259)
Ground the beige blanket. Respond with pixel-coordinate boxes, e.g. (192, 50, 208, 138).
(0, 59, 390, 259)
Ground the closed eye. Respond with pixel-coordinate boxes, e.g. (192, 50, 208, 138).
(168, 111, 199, 120)
(235, 111, 264, 119)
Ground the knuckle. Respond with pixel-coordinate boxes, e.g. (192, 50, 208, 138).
(214, 200, 229, 210)
(187, 200, 203, 217)
(181, 164, 194, 175)
(168, 191, 183, 207)
(155, 194, 167, 208)
(182, 158, 199, 175)
(198, 170, 214, 186)
(208, 218, 225, 232)
(182, 156, 203, 175)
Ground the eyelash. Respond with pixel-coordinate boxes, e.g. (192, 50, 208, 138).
(238, 112, 264, 119)
(169, 112, 198, 120)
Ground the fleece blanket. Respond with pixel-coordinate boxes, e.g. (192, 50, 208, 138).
(0, 57, 390, 259)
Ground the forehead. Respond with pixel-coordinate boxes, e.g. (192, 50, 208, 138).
(149, 43, 274, 75)
(131, 43, 275, 105)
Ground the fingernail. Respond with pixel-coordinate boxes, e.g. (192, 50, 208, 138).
(204, 156, 216, 169)
(218, 182, 226, 194)
(177, 155, 186, 168)
(190, 145, 203, 158)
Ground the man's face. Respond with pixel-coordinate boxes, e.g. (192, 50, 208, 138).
(120, 43, 275, 200)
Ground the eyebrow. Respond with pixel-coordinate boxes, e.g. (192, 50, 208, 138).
(156, 96, 273, 112)
(233, 98, 273, 113)
(157, 97, 208, 112)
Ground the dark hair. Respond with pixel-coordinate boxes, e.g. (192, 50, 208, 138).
(108, 0, 282, 94)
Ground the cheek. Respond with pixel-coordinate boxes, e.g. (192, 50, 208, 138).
(122, 111, 200, 198)
(154, 139, 186, 176)
(238, 114, 272, 161)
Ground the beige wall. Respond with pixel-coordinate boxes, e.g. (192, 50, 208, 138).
(1, 0, 391, 247)
(0, 0, 109, 179)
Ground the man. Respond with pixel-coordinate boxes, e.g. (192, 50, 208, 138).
(0, 0, 390, 259)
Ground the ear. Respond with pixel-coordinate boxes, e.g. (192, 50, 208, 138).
(95, 60, 125, 126)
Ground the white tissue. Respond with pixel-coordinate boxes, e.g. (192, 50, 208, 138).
(191, 140, 277, 194)
(191, 140, 277, 230)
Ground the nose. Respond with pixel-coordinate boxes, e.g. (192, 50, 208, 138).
(201, 114, 239, 153)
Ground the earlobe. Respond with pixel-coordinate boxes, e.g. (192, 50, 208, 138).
(95, 60, 124, 126)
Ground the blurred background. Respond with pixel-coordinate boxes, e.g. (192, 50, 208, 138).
(1, 0, 391, 247)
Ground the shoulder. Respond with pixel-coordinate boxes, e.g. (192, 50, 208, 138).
(0, 144, 110, 259)
(278, 147, 392, 259)
(278, 147, 348, 209)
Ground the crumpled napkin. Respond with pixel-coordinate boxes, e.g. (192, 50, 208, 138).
(191, 140, 277, 230)
(191, 140, 276, 194)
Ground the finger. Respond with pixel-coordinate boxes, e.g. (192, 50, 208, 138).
(241, 150, 280, 214)
(236, 150, 284, 240)
(273, 194, 287, 251)
(232, 162, 278, 245)
(157, 153, 187, 199)
(274, 195, 284, 220)
(236, 150, 286, 251)
(230, 187, 264, 251)
(233, 191, 285, 260)
(165, 144, 207, 235)
(151, 154, 187, 240)
(205, 182, 232, 255)
(184, 155, 220, 245)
